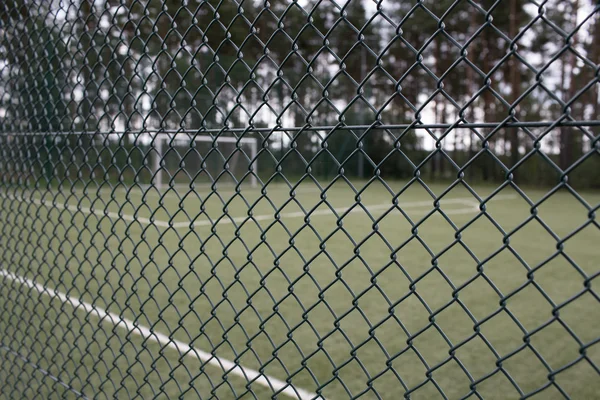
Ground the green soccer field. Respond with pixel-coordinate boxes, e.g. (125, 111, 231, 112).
(0, 181, 599, 399)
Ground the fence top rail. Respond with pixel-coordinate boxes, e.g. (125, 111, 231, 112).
(1, 120, 600, 137)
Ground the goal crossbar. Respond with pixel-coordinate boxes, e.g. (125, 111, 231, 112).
(153, 133, 258, 145)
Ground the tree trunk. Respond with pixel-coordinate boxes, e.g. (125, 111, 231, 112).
(440, 97, 448, 179)
(434, 36, 445, 179)
(76, 0, 98, 186)
(559, 0, 579, 170)
(79, 0, 97, 133)
(454, 109, 460, 171)
(509, 0, 520, 178)
(593, 12, 600, 142)
(122, 1, 135, 134)
(482, 31, 492, 182)
(467, 8, 477, 180)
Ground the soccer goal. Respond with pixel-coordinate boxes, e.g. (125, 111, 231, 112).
(152, 133, 259, 190)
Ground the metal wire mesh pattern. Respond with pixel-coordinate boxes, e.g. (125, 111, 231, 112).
(1, 0, 600, 398)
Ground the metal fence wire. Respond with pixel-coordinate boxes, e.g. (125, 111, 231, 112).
(1, 0, 600, 398)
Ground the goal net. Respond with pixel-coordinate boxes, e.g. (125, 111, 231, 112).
(152, 134, 259, 190)
(0, 133, 259, 192)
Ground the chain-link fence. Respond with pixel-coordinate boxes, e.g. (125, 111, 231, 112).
(1, 0, 600, 398)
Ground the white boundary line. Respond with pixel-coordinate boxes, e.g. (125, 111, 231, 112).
(169, 195, 515, 229)
(0, 193, 516, 397)
(0, 269, 322, 400)
(2, 192, 516, 230)
(103, 185, 325, 197)
(0, 194, 170, 228)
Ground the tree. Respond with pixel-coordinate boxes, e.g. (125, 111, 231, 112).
(559, 0, 581, 170)
(1, 0, 73, 186)
(509, 0, 522, 175)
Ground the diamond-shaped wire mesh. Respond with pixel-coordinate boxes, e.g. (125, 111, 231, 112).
(1, 0, 599, 398)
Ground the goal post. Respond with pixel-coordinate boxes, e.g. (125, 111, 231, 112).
(152, 133, 259, 190)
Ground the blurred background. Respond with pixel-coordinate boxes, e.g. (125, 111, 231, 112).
(0, 0, 598, 189)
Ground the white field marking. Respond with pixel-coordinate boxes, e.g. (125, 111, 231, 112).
(0, 269, 323, 400)
(1, 191, 516, 230)
(99, 184, 325, 198)
(0, 193, 171, 228)
(170, 194, 516, 229)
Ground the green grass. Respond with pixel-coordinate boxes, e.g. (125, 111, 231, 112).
(0, 180, 599, 399)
